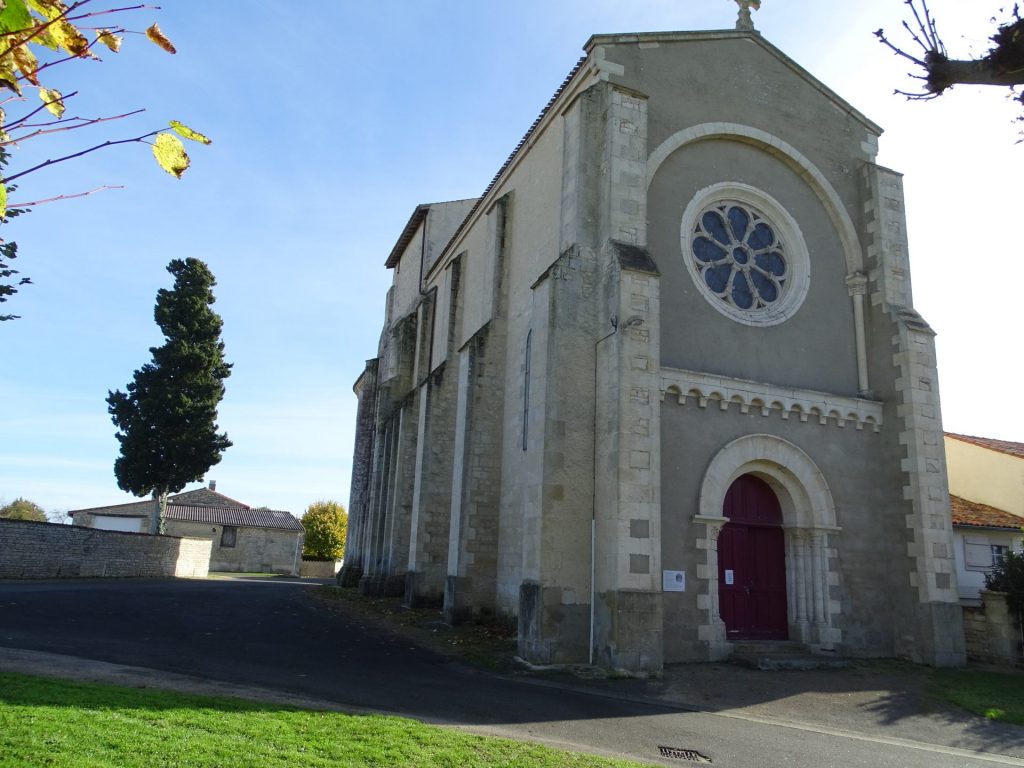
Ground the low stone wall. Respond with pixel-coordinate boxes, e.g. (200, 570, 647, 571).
(0, 519, 211, 579)
(964, 591, 1022, 666)
(299, 559, 341, 579)
(164, 519, 302, 576)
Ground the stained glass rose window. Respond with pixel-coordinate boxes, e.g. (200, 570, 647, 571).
(691, 202, 787, 311)
(681, 183, 809, 327)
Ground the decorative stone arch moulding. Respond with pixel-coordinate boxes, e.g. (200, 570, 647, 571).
(681, 182, 810, 327)
(647, 122, 864, 275)
(660, 368, 882, 432)
(692, 434, 843, 659)
(697, 434, 836, 528)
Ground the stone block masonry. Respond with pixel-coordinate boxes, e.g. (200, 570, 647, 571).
(346, 29, 965, 674)
(300, 559, 342, 579)
(964, 592, 1022, 666)
(0, 519, 211, 579)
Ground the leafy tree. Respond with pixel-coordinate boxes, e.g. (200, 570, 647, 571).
(986, 544, 1024, 617)
(0, 497, 47, 521)
(302, 501, 348, 560)
(107, 257, 232, 534)
(0, 0, 211, 320)
(876, 2, 1024, 114)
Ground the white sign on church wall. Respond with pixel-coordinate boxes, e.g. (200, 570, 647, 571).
(663, 570, 686, 592)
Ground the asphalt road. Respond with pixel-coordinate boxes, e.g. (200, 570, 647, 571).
(1, 578, 1021, 767)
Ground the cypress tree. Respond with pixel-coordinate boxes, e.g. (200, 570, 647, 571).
(107, 258, 232, 534)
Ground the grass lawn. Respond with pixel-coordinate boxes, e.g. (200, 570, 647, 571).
(0, 672, 647, 768)
(930, 667, 1024, 725)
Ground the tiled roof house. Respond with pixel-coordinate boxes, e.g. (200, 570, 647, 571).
(70, 485, 304, 575)
(944, 434, 1024, 603)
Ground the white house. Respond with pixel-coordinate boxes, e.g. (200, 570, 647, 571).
(946, 433, 1024, 604)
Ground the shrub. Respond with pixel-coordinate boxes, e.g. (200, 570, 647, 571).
(0, 498, 47, 522)
(985, 546, 1024, 616)
(302, 501, 347, 559)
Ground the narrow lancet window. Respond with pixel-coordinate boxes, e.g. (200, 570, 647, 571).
(522, 330, 532, 451)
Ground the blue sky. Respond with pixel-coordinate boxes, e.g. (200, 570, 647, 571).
(1, 1, 1021, 516)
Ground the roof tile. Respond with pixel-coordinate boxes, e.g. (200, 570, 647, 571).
(946, 432, 1024, 460)
(951, 495, 1024, 531)
(166, 504, 303, 532)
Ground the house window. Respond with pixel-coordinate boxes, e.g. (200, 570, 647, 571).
(220, 526, 237, 548)
(991, 544, 1010, 566)
(522, 330, 531, 451)
(964, 535, 1011, 571)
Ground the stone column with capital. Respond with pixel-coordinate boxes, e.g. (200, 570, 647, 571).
(846, 272, 869, 396)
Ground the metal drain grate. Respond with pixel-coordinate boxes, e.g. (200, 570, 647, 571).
(658, 745, 711, 762)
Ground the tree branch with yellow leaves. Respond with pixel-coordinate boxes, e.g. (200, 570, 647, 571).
(0, 0, 211, 321)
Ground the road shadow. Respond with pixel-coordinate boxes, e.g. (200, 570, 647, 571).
(3, 576, 1024, 758)
(552, 659, 1024, 755)
(308, 586, 1024, 754)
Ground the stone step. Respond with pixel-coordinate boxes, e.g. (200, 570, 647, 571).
(730, 641, 849, 671)
(732, 653, 850, 671)
(731, 640, 809, 655)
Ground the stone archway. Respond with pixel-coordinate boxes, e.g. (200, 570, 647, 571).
(646, 122, 864, 276)
(692, 435, 842, 659)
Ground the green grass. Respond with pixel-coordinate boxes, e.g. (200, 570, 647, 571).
(931, 667, 1024, 725)
(0, 672, 646, 768)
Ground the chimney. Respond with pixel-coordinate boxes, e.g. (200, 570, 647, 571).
(208, 480, 217, 491)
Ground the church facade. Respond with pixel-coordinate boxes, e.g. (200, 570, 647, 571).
(343, 24, 965, 673)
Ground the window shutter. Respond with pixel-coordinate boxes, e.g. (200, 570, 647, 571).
(964, 536, 992, 569)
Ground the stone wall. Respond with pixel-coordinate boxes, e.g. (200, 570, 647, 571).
(0, 519, 211, 579)
(964, 592, 1022, 666)
(164, 519, 302, 576)
(299, 559, 341, 579)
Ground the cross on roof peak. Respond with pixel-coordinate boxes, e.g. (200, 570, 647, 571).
(734, 0, 762, 31)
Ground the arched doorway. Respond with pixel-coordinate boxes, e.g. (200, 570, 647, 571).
(718, 474, 788, 640)
(694, 435, 841, 660)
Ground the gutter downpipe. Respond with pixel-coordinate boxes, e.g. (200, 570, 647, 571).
(591, 316, 620, 665)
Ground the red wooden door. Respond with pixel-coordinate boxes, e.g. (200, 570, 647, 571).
(718, 474, 788, 640)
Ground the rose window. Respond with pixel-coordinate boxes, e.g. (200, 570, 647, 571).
(691, 202, 787, 311)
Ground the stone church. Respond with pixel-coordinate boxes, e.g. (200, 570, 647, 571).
(343, 11, 965, 674)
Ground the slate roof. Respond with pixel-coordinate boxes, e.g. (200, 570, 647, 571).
(430, 55, 588, 277)
(166, 504, 303, 532)
(951, 495, 1024, 531)
(946, 433, 1024, 460)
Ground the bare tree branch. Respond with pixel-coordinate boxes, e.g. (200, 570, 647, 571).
(3, 91, 81, 132)
(14, 30, 112, 85)
(2, 129, 161, 184)
(877, 0, 1024, 106)
(3, 108, 146, 146)
(9, 185, 124, 208)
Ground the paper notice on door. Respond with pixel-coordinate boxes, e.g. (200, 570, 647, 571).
(724, 569, 734, 585)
